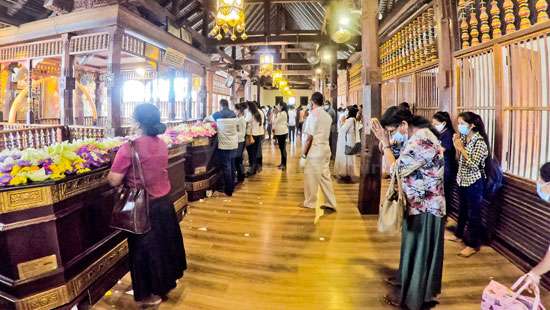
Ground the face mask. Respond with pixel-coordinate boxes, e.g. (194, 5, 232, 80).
(392, 131, 407, 143)
(537, 182, 550, 202)
(458, 124, 470, 136)
(435, 123, 445, 133)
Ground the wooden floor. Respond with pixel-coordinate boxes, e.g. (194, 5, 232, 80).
(94, 141, 549, 310)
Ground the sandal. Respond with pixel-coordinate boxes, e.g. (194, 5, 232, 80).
(382, 295, 402, 308)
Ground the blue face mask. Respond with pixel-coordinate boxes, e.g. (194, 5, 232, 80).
(458, 124, 470, 136)
(537, 182, 550, 202)
(392, 131, 407, 143)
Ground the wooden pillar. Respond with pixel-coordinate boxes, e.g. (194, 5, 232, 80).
(358, 0, 382, 214)
(206, 68, 214, 115)
(200, 66, 207, 118)
(106, 27, 123, 136)
(186, 72, 192, 120)
(59, 33, 75, 125)
(168, 69, 176, 120)
(434, 0, 454, 112)
(3, 63, 15, 122)
(26, 59, 34, 124)
(330, 55, 338, 110)
(74, 71, 84, 125)
(94, 73, 102, 126)
(256, 82, 261, 103)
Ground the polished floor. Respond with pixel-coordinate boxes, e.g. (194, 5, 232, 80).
(94, 141, 549, 309)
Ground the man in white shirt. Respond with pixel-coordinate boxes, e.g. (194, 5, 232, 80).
(288, 106, 297, 143)
(207, 99, 238, 196)
(300, 92, 337, 223)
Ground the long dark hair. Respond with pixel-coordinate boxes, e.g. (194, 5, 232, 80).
(347, 105, 359, 119)
(458, 112, 490, 150)
(433, 111, 455, 134)
(247, 101, 263, 125)
(276, 101, 289, 121)
(540, 162, 550, 182)
(459, 112, 492, 170)
(133, 104, 166, 136)
(380, 106, 438, 136)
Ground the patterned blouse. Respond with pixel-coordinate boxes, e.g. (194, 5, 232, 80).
(396, 128, 446, 218)
(456, 132, 489, 187)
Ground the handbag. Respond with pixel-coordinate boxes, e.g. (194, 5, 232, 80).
(345, 119, 361, 155)
(481, 274, 546, 310)
(110, 140, 151, 234)
(245, 135, 254, 146)
(377, 169, 405, 234)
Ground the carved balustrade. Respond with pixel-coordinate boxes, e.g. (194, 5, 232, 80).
(380, 7, 438, 80)
(0, 126, 64, 150)
(458, 0, 550, 49)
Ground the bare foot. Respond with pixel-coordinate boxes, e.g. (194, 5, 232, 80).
(458, 246, 479, 258)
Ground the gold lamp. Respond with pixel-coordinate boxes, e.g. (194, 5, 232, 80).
(210, 0, 248, 41)
(259, 54, 274, 77)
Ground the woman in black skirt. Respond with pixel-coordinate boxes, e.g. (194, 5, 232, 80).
(108, 104, 187, 307)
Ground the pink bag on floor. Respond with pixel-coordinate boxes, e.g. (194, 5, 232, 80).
(481, 275, 546, 310)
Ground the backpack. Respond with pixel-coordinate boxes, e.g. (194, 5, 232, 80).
(483, 157, 503, 199)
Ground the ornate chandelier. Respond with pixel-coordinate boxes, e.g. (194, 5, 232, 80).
(259, 54, 274, 77)
(210, 0, 248, 41)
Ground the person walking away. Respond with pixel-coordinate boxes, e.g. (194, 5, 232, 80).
(432, 111, 458, 229)
(245, 101, 264, 176)
(256, 102, 265, 172)
(208, 99, 238, 196)
(265, 106, 273, 141)
(516, 162, 550, 291)
(449, 111, 490, 257)
(234, 103, 248, 184)
(108, 104, 186, 307)
(273, 101, 289, 170)
(371, 107, 445, 310)
(334, 105, 359, 182)
(298, 105, 306, 136)
(324, 100, 338, 160)
(300, 92, 337, 224)
(288, 105, 297, 143)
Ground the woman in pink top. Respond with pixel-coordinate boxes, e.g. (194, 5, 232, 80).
(108, 104, 186, 307)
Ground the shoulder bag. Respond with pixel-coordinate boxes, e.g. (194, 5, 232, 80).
(345, 119, 362, 155)
(110, 140, 151, 234)
(377, 168, 406, 234)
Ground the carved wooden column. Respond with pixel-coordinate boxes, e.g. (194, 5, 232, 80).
(186, 72, 193, 120)
(94, 73, 102, 126)
(330, 49, 338, 110)
(59, 33, 75, 125)
(3, 63, 16, 122)
(106, 27, 123, 136)
(435, 0, 453, 112)
(74, 71, 83, 125)
(206, 68, 214, 116)
(358, 0, 382, 215)
(200, 66, 208, 118)
(168, 69, 176, 121)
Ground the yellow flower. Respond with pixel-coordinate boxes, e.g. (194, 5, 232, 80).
(10, 165, 21, 176)
(9, 175, 27, 186)
(76, 168, 91, 175)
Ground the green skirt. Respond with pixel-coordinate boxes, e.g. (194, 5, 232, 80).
(399, 213, 445, 310)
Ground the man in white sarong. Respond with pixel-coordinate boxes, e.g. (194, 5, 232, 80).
(300, 92, 337, 224)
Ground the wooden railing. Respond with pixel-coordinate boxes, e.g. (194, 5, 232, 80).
(0, 126, 64, 150)
(68, 126, 106, 141)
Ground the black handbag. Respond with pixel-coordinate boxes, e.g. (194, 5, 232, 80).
(345, 119, 361, 155)
(110, 140, 151, 234)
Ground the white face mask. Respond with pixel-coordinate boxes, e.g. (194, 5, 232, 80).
(435, 123, 445, 132)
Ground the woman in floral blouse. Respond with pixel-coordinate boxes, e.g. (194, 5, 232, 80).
(372, 106, 446, 310)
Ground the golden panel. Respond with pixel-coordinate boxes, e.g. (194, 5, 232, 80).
(194, 166, 207, 175)
(16, 240, 128, 310)
(168, 145, 186, 158)
(185, 174, 219, 192)
(52, 170, 109, 202)
(192, 137, 210, 147)
(17, 255, 58, 280)
(0, 186, 53, 214)
(173, 194, 188, 213)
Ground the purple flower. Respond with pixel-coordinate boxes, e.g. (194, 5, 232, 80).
(0, 174, 12, 186)
(17, 160, 31, 167)
(0, 162, 13, 173)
